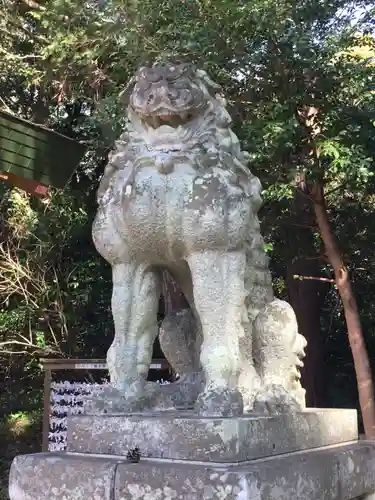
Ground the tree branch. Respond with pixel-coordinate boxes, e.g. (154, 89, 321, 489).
(293, 274, 335, 283)
(19, 0, 46, 11)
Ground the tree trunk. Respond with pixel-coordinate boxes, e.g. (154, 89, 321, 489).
(287, 257, 328, 407)
(311, 181, 375, 439)
(285, 185, 329, 407)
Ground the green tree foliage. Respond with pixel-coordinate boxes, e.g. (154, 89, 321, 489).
(0, 187, 112, 356)
(0, 0, 375, 449)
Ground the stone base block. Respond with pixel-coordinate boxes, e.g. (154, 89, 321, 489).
(9, 442, 375, 499)
(9, 453, 122, 500)
(67, 408, 357, 462)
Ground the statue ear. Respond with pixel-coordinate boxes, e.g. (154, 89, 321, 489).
(119, 71, 141, 105)
(196, 69, 222, 96)
(119, 78, 135, 105)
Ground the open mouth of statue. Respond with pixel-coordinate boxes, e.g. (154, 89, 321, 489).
(143, 112, 195, 129)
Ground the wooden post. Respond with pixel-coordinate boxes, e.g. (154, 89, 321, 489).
(42, 368, 51, 452)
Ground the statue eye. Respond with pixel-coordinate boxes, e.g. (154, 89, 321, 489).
(136, 78, 151, 91)
(166, 66, 186, 82)
(138, 69, 149, 80)
(147, 69, 163, 83)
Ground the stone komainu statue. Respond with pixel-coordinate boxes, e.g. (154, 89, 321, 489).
(91, 62, 307, 416)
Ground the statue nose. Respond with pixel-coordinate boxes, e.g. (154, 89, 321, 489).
(159, 86, 172, 101)
(148, 82, 174, 105)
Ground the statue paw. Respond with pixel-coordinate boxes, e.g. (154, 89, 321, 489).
(252, 384, 302, 415)
(195, 386, 244, 417)
(83, 385, 144, 414)
(160, 371, 205, 409)
(82, 379, 175, 414)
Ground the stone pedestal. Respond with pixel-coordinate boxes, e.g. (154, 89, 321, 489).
(67, 408, 358, 461)
(8, 409, 375, 500)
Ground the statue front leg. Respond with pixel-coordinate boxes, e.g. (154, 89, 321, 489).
(187, 250, 249, 416)
(84, 261, 163, 414)
(108, 262, 161, 397)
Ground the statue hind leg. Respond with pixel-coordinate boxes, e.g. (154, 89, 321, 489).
(159, 264, 205, 408)
(107, 262, 161, 400)
(159, 264, 202, 378)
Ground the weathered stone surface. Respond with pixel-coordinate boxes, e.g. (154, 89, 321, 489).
(9, 441, 375, 499)
(90, 61, 307, 416)
(83, 381, 176, 414)
(67, 408, 358, 462)
(252, 299, 307, 412)
(8, 452, 121, 500)
(114, 448, 339, 500)
(195, 387, 244, 417)
(115, 461, 251, 500)
(159, 308, 202, 375)
(337, 441, 375, 498)
(83, 372, 206, 414)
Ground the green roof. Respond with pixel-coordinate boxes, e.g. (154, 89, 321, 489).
(0, 110, 86, 189)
